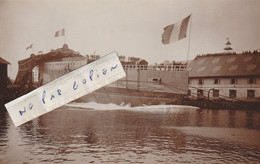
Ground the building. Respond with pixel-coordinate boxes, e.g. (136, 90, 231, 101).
(0, 57, 10, 105)
(118, 55, 126, 62)
(16, 44, 85, 86)
(188, 51, 260, 102)
(87, 54, 100, 62)
(0, 57, 10, 91)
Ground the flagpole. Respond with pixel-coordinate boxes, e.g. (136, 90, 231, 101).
(186, 14, 192, 64)
(64, 28, 66, 44)
(32, 45, 34, 54)
(64, 35, 66, 44)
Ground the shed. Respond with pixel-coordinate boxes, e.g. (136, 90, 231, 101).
(0, 57, 10, 92)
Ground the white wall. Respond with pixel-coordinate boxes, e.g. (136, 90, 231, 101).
(189, 77, 260, 101)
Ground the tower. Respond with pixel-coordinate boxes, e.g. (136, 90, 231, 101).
(224, 37, 233, 53)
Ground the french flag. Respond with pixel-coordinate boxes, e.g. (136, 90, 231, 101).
(26, 44, 33, 50)
(161, 15, 191, 44)
(55, 28, 65, 37)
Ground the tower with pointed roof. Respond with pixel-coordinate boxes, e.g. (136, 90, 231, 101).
(224, 37, 233, 53)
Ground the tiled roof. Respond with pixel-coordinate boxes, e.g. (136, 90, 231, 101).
(188, 52, 260, 77)
(0, 57, 10, 64)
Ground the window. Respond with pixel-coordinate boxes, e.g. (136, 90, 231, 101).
(214, 79, 220, 84)
(247, 64, 256, 71)
(198, 67, 207, 72)
(227, 57, 236, 63)
(152, 78, 162, 84)
(231, 78, 236, 84)
(197, 89, 203, 97)
(229, 90, 236, 98)
(212, 66, 222, 73)
(212, 58, 220, 63)
(213, 89, 219, 98)
(229, 65, 238, 71)
(196, 58, 206, 65)
(247, 90, 255, 99)
(244, 56, 253, 62)
(198, 79, 204, 85)
(248, 78, 256, 84)
(188, 90, 191, 96)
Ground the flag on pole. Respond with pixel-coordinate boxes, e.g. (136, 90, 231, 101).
(161, 15, 191, 44)
(55, 28, 65, 37)
(26, 44, 33, 50)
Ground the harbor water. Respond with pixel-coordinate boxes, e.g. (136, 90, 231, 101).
(0, 103, 260, 163)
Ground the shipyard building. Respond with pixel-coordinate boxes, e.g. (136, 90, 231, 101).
(188, 51, 260, 102)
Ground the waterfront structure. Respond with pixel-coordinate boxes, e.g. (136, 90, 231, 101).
(0, 57, 10, 105)
(15, 44, 188, 106)
(0, 57, 10, 91)
(15, 44, 85, 86)
(188, 51, 260, 102)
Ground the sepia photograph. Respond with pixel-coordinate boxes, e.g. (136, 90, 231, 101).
(0, 0, 259, 163)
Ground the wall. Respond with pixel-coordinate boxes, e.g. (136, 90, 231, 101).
(40, 60, 88, 85)
(110, 69, 188, 94)
(189, 77, 260, 101)
(40, 61, 189, 94)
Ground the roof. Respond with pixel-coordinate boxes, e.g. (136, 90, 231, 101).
(0, 57, 10, 64)
(15, 44, 83, 85)
(18, 44, 83, 65)
(188, 52, 260, 78)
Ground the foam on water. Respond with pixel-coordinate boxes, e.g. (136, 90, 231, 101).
(65, 101, 199, 112)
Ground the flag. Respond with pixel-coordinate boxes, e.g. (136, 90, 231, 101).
(26, 44, 33, 50)
(38, 50, 43, 54)
(161, 15, 191, 44)
(55, 28, 65, 37)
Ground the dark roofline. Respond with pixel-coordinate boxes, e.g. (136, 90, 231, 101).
(189, 51, 260, 77)
(18, 44, 83, 65)
(195, 50, 260, 59)
(0, 57, 10, 64)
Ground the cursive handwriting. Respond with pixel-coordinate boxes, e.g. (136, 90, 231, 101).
(19, 63, 119, 117)
(19, 103, 33, 116)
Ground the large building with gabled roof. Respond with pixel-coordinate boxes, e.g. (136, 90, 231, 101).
(188, 50, 260, 102)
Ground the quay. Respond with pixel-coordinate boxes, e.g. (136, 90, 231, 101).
(1, 45, 260, 110)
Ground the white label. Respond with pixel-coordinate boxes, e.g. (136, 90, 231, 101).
(5, 52, 126, 126)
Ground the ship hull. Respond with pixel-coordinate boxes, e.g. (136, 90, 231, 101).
(36, 55, 189, 107)
(75, 86, 184, 107)
(15, 45, 189, 107)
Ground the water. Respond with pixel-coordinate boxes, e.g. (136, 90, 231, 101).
(0, 103, 260, 163)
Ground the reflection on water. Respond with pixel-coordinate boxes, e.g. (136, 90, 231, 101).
(0, 110, 9, 157)
(0, 103, 260, 163)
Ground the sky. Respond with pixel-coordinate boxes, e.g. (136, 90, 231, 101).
(0, 0, 259, 79)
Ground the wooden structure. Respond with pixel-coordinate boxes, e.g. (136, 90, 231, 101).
(0, 57, 10, 105)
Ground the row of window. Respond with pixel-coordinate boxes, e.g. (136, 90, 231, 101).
(189, 89, 256, 99)
(193, 78, 256, 85)
(52, 62, 75, 66)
